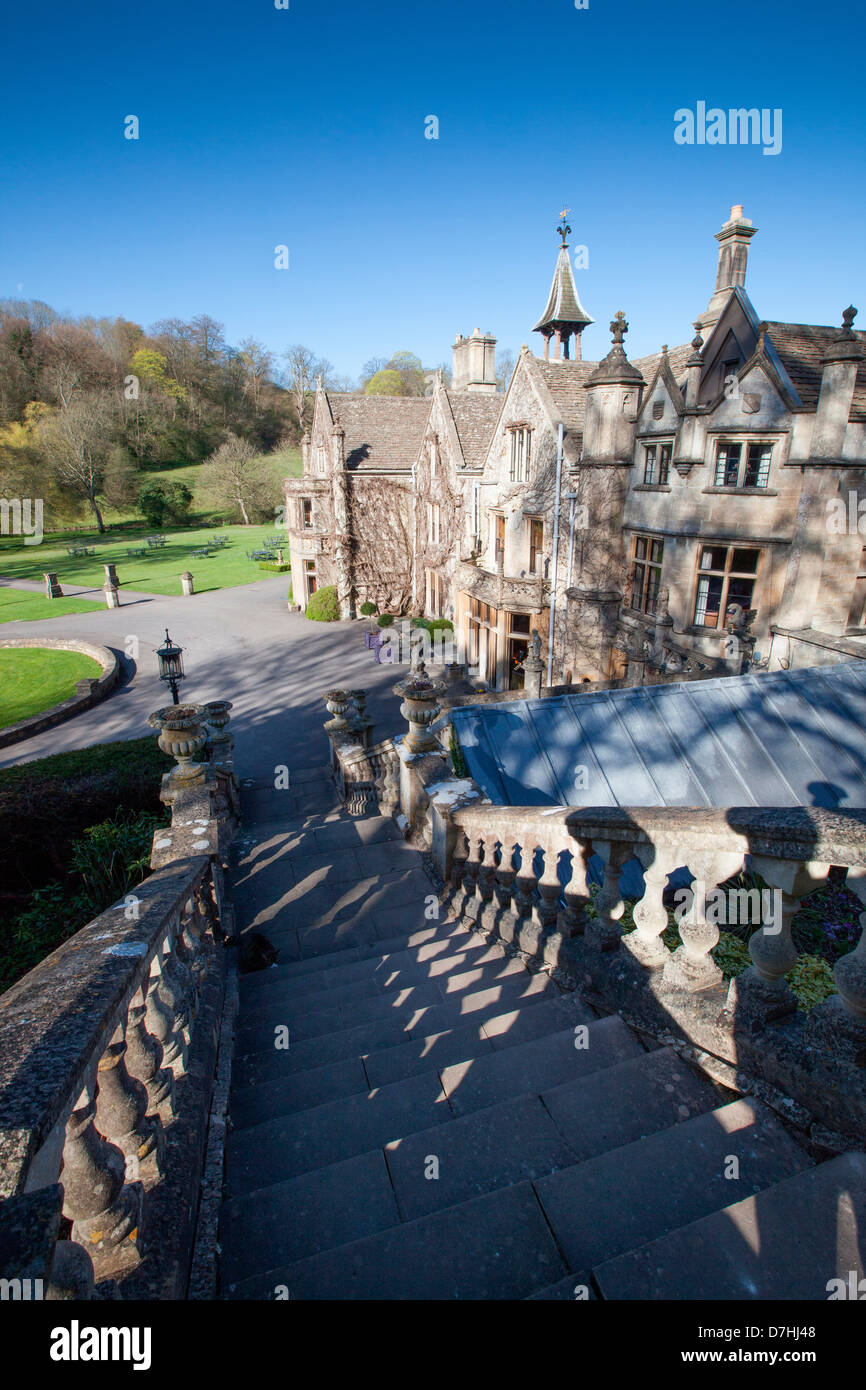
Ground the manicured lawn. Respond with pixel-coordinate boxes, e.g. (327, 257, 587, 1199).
(99, 447, 303, 527)
(0, 587, 105, 625)
(0, 522, 292, 597)
(0, 647, 103, 727)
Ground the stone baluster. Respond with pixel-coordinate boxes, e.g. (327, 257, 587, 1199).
(146, 949, 188, 1077)
(493, 842, 518, 914)
(664, 850, 744, 992)
(160, 924, 194, 1035)
(478, 839, 497, 904)
(534, 839, 563, 930)
(124, 983, 174, 1116)
(628, 846, 679, 970)
(561, 838, 591, 936)
(807, 867, 866, 1059)
(727, 858, 828, 1024)
(60, 1079, 143, 1271)
(462, 833, 483, 899)
(95, 1023, 163, 1182)
(450, 826, 469, 891)
(588, 839, 629, 949)
(513, 841, 538, 919)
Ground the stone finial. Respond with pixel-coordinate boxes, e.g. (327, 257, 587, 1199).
(822, 306, 862, 363)
(842, 305, 858, 332)
(691, 321, 704, 352)
(611, 311, 628, 345)
(661, 344, 668, 356)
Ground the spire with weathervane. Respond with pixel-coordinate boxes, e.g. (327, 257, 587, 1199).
(533, 209, 593, 362)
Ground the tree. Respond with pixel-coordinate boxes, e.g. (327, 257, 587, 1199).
(200, 432, 274, 525)
(282, 345, 331, 439)
(137, 479, 193, 527)
(496, 348, 517, 391)
(238, 338, 275, 410)
(39, 392, 117, 531)
(365, 369, 404, 396)
(386, 351, 427, 396)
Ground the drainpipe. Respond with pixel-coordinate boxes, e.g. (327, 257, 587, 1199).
(411, 462, 417, 607)
(547, 422, 564, 687)
(565, 490, 577, 589)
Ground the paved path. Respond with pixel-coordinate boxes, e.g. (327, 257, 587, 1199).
(0, 577, 410, 776)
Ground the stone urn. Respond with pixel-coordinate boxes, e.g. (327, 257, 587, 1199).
(393, 671, 446, 754)
(147, 704, 208, 784)
(323, 689, 351, 734)
(201, 699, 233, 764)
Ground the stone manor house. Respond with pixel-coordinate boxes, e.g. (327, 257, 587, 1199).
(284, 207, 866, 690)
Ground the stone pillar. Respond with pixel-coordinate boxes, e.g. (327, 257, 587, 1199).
(44, 572, 63, 598)
(181, 571, 195, 597)
(104, 563, 119, 587)
(104, 581, 120, 609)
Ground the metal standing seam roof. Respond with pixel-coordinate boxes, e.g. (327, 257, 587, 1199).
(450, 662, 866, 811)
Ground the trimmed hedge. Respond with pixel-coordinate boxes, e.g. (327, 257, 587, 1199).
(306, 585, 340, 622)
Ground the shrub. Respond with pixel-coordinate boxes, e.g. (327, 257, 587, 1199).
(257, 561, 291, 573)
(360, 601, 378, 616)
(430, 618, 454, 632)
(138, 482, 167, 527)
(377, 613, 395, 628)
(787, 954, 837, 1012)
(305, 585, 340, 622)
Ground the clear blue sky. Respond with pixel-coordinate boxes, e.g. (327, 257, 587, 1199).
(1, 0, 863, 378)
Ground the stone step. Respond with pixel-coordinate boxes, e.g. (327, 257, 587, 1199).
(225, 1068, 451, 1197)
(225, 1181, 568, 1300)
(220, 1148, 401, 1291)
(253, 921, 472, 983)
(222, 1092, 577, 1286)
(238, 937, 502, 1002)
(238, 951, 531, 1020)
(538, 1045, 721, 1165)
(439, 1014, 643, 1117)
(363, 997, 579, 1090)
(231, 976, 559, 1083)
(593, 1150, 866, 1300)
(533, 1098, 811, 1275)
(235, 968, 555, 1051)
(231, 996, 574, 1115)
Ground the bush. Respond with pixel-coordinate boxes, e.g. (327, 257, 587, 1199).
(1, 809, 164, 994)
(257, 561, 291, 573)
(360, 601, 378, 616)
(305, 585, 340, 622)
(787, 954, 837, 1012)
(137, 480, 193, 527)
(431, 618, 454, 632)
(377, 613, 394, 628)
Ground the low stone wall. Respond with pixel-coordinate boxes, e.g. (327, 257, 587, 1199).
(0, 637, 119, 749)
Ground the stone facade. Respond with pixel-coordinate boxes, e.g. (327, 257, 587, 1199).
(284, 206, 866, 690)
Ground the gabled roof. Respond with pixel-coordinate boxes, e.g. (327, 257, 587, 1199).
(445, 392, 503, 469)
(527, 357, 597, 464)
(533, 246, 593, 333)
(326, 393, 432, 471)
(763, 322, 866, 419)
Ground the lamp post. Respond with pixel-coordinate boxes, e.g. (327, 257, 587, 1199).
(156, 629, 185, 705)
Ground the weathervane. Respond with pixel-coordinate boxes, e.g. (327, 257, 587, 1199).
(557, 208, 572, 246)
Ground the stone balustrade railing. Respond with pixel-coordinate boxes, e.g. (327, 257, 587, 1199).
(0, 699, 239, 1301)
(335, 737, 401, 817)
(442, 803, 866, 1142)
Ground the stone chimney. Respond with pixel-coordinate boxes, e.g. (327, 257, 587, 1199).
(452, 328, 498, 393)
(812, 307, 863, 462)
(702, 205, 758, 329)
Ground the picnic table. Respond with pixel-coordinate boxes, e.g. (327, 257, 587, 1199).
(191, 547, 214, 559)
(126, 547, 147, 558)
(66, 546, 95, 557)
(146, 535, 167, 548)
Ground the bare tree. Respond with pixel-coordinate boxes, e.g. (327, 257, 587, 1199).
(282, 345, 331, 439)
(200, 432, 274, 525)
(39, 392, 117, 531)
(238, 338, 275, 409)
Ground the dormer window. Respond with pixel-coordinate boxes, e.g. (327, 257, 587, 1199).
(508, 426, 531, 483)
(643, 442, 672, 485)
(714, 441, 772, 489)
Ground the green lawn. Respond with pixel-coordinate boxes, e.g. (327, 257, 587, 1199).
(0, 587, 105, 625)
(99, 447, 303, 527)
(0, 647, 103, 727)
(0, 522, 293, 598)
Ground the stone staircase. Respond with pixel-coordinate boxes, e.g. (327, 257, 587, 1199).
(218, 772, 866, 1300)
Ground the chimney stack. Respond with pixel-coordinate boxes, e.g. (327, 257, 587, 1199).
(702, 205, 758, 330)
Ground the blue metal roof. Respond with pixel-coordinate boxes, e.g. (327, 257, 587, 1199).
(450, 662, 866, 810)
